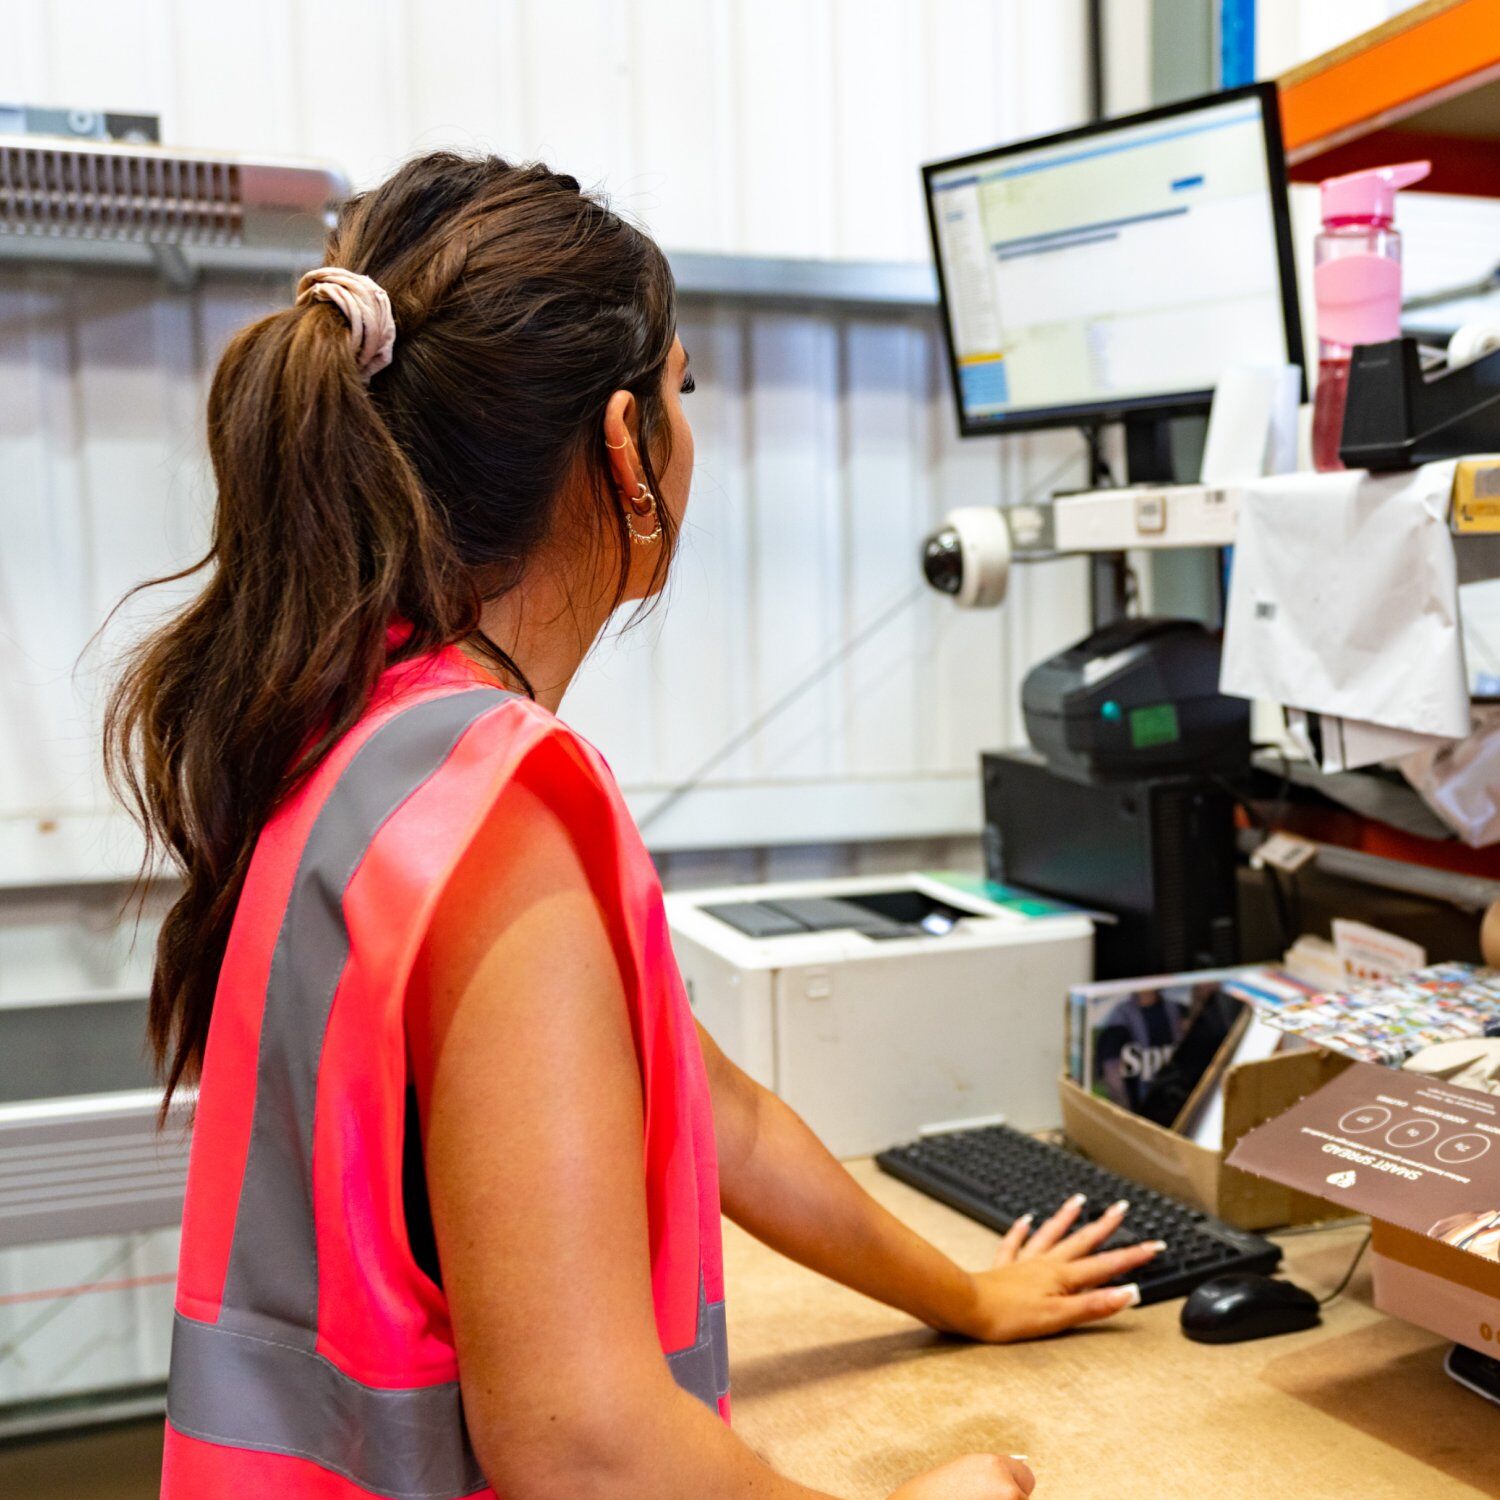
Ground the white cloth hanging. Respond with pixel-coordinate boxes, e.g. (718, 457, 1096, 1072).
(1221, 461, 1470, 766)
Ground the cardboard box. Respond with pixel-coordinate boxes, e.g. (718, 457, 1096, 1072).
(1370, 1220, 1500, 1358)
(1059, 1045, 1351, 1230)
(1229, 1060, 1500, 1356)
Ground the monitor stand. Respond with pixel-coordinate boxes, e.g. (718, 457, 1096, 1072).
(1122, 413, 1179, 485)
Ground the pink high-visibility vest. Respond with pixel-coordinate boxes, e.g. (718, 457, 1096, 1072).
(161, 646, 728, 1499)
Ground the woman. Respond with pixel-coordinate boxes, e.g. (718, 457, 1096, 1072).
(108, 153, 1161, 1500)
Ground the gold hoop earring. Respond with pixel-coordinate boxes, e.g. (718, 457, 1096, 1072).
(626, 484, 662, 545)
(604, 434, 628, 450)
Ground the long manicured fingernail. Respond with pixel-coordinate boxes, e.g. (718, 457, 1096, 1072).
(1015, 1212, 1034, 1228)
(1119, 1283, 1142, 1307)
(1009, 1454, 1029, 1462)
(1147, 1240, 1167, 1254)
(1108, 1198, 1130, 1215)
(1067, 1192, 1087, 1208)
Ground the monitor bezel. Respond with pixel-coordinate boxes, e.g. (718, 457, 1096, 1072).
(922, 82, 1306, 439)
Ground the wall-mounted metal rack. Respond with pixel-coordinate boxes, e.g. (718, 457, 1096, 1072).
(0, 134, 347, 289)
(0, 134, 938, 310)
(0, 232, 940, 314)
(669, 251, 936, 313)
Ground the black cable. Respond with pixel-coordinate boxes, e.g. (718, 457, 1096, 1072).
(1264, 863, 1297, 954)
(1212, 772, 1299, 953)
(1269, 754, 1304, 932)
(1246, 744, 1305, 937)
(1252, 741, 1298, 830)
(1318, 1230, 1371, 1307)
(1080, 424, 1118, 488)
(1287, 862, 1304, 943)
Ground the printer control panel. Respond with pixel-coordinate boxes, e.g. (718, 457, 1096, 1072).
(703, 889, 975, 942)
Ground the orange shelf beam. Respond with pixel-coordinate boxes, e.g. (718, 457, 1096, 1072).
(1279, 0, 1500, 161)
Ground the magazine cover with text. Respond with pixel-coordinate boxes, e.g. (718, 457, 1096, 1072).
(1069, 967, 1249, 1112)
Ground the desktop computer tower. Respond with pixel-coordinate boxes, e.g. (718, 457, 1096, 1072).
(981, 749, 1239, 981)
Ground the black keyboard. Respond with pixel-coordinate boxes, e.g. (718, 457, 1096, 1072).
(876, 1123, 1281, 1305)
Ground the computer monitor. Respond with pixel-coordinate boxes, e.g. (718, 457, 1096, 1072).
(924, 83, 1303, 439)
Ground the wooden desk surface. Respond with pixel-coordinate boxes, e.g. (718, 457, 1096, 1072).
(725, 1161, 1499, 1500)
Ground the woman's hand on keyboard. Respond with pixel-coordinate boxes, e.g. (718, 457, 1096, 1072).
(947, 1194, 1164, 1342)
(889, 1453, 1036, 1500)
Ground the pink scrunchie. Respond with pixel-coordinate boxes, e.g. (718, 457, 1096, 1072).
(295, 267, 396, 381)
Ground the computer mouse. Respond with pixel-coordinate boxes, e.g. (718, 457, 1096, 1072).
(1180, 1274, 1321, 1344)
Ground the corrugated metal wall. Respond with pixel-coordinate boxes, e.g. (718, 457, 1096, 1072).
(2, 0, 1087, 261)
(1, 0, 1094, 889)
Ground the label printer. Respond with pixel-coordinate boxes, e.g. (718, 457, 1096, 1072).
(1021, 616, 1250, 780)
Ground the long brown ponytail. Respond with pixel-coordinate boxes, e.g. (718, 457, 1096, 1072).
(105, 154, 679, 1107)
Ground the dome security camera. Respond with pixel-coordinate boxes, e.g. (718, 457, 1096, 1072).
(921, 506, 1012, 609)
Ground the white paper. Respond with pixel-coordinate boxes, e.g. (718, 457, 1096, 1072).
(1401, 706, 1500, 847)
(1186, 1017, 1284, 1151)
(1221, 463, 1471, 742)
(1252, 831, 1318, 873)
(1283, 936, 1347, 991)
(1332, 918, 1427, 984)
(1200, 364, 1300, 484)
(1404, 1039, 1500, 1097)
(1318, 714, 1454, 772)
(1282, 709, 1446, 773)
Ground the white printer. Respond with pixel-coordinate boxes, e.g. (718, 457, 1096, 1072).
(665, 873, 1093, 1158)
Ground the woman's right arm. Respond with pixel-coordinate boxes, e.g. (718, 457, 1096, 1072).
(408, 773, 1033, 1500)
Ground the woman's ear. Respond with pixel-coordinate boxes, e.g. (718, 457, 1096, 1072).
(601, 389, 644, 503)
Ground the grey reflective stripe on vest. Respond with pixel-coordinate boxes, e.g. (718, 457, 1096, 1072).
(666, 1275, 730, 1411)
(168, 686, 729, 1497)
(170, 689, 506, 1499)
(169, 1311, 487, 1500)
(215, 689, 511, 1342)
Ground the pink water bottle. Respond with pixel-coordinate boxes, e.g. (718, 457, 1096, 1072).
(1311, 159, 1430, 472)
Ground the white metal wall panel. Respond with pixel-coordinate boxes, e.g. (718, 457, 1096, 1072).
(1, 0, 1092, 879)
(843, 318, 929, 780)
(0, 1228, 178, 1409)
(651, 306, 758, 788)
(5, 0, 1089, 257)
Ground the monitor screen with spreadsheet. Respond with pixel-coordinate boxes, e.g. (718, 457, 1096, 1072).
(924, 83, 1303, 436)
